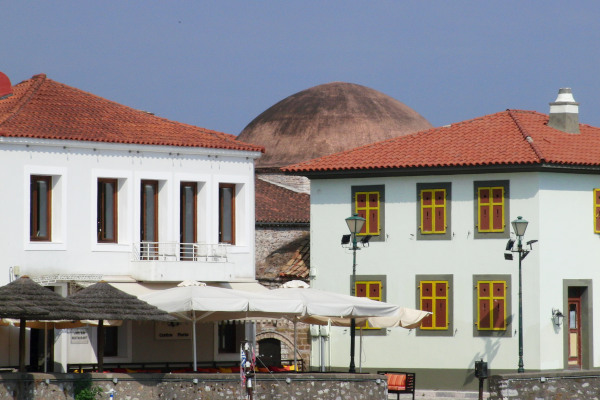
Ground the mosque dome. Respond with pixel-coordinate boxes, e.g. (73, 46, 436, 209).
(237, 82, 433, 168)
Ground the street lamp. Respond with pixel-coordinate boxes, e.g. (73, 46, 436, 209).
(505, 216, 536, 373)
(345, 213, 365, 373)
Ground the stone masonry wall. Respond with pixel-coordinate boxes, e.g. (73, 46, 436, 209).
(489, 370, 600, 400)
(0, 372, 386, 400)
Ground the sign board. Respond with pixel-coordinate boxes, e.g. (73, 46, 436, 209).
(155, 321, 191, 340)
(70, 328, 90, 344)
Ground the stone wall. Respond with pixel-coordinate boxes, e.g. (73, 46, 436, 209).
(0, 372, 386, 400)
(489, 370, 600, 400)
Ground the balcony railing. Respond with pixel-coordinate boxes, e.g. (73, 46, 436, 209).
(133, 242, 229, 262)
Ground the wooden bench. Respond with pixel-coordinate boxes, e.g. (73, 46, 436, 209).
(378, 371, 415, 400)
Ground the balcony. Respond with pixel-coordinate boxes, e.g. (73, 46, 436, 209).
(131, 242, 236, 282)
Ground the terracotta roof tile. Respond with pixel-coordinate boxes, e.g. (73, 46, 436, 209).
(0, 74, 264, 153)
(283, 110, 600, 173)
(255, 177, 309, 224)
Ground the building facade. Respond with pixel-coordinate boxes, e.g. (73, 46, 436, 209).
(285, 89, 600, 389)
(0, 73, 263, 371)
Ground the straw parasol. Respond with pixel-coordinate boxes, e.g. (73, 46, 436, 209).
(68, 281, 176, 372)
(0, 276, 90, 372)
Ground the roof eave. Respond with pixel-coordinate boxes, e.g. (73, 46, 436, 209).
(285, 163, 600, 179)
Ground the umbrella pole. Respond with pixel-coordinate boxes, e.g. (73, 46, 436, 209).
(19, 318, 26, 372)
(44, 322, 48, 373)
(97, 319, 104, 373)
(192, 310, 197, 372)
(359, 327, 363, 373)
(293, 319, 298, 371)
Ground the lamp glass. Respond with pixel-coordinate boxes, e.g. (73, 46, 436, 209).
(511, 216, 528, 237)
(346, 214, 366, 234)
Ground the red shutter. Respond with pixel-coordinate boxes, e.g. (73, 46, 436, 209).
(356, 193, 366, 208)
(422, 191, 432, 206)
(492, 188, 503, 230)
(434, 190, 445, 205)
(595, 190, 600, 232)
(478, 283, 490, 329)
(422, 208, 432, 232)
(479, 189, 490, 231)
(369, 283, 380, 299)
(421, 298, 433, 328)
(356, 283, 367, 297)
(435, 208, 444, 232)
(435, 299, 447, 328)
(369, 209, 379, 234)
(368, 193, 378, 207)
(435, 282, 446, 297)
(493, 283, 505, 329)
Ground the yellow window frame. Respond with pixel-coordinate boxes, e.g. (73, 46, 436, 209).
(477, 186, 505, 233)
(477, 280, 507, 331)
(420, 189, 446, 234)
(355, 191, 380, 235)
(594, 189, 600, 233)
(355, 280, 382, 330)
(419, 280, 449, 330)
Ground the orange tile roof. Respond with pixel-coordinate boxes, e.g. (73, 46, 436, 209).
(0, 74, 264, 153)
(255, 177, 309, 224)
(283, 110, 600, 173)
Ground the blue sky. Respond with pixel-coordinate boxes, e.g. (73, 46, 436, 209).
(3, 2, 599, 136)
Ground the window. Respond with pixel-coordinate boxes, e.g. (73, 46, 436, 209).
(219, 183, 235, 244)
(30, 175, 52, 241)
(352, 275, 386, 333)
(351, 185, 385, 241)
(180, 182, 197, 260)
(103, 326, 119, 357)
(140, 180, 158, 259)
(473, 275, 511, 337)
(474, 180, 509, 239)
(416, 275, 453, 336)
(218, 322, 243, 353)
(97, 179, 118, 243)
(594, 189, 600, 233)
(417, 183, 451, 240)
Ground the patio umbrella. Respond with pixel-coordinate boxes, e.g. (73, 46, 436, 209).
(68, 281, 176, 372)
(271, 281, 408, 370)
(0, 276, 90, 372)
(140, 281, 303, 371)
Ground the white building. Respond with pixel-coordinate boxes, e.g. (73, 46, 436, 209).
(284, 89, 600, 390)
(0, 72, 263, 372)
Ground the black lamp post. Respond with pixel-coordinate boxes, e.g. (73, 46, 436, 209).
(510, 216, 530, 373)
(345, 213, 365, 373)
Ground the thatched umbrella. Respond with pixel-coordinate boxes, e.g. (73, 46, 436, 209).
(68, 281, 175, 372)
(0, 276, 90, 372)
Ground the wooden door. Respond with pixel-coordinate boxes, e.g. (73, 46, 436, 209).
(567, 297, 582, 368)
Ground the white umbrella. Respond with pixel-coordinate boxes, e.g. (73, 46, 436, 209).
(271, 281, 430, 370)
(141, 281, 303, 371)
(271, 282, 403, 370)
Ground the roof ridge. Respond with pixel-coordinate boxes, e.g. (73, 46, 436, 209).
(0, 74, 46, 126)
(507, 109, 545, 162)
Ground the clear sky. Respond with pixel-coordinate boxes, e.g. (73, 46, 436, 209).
(3, 2, 600, 136)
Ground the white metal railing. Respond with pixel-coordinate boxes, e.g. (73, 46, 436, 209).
(132, 242, 229, 262)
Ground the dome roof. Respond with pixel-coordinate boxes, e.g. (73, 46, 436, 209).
(237, 82, 433, 168)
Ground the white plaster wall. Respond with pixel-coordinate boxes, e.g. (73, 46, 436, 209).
(0, 139, 258, 285)
(309, 172, 548, 372)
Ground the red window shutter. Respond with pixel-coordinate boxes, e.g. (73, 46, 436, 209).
(434, 190, 445, 205)
(492, 205, 503, 230)
(421, 282, 432, 296)
(480, 188, 490, 204)
(435, 208, 444, 232)
(356, 193, 366, 208)
(420, 298, 433, 328)
(369, 283, 380, 299)
(422, 191, 432, 206)
(479, 299, 491, 329)
(356, 283, 367, 297)
(595, 190, 600, 232)
(493, 299, 505, 329)
(356, 209, 367, 234)
(369, 209, 379, 234)
(368, 193, 378, 207)
(422, 208, 432, 232)
(435, 299, 447, 327)
(435, 282, 446, 297)
(479, 282, 489, 297)
(492, 188, 503, 202)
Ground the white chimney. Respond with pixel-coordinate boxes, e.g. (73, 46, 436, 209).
(548, 88, 579, 134)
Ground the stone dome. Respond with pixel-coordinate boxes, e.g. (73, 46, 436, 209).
(237, 82, 433, 168)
